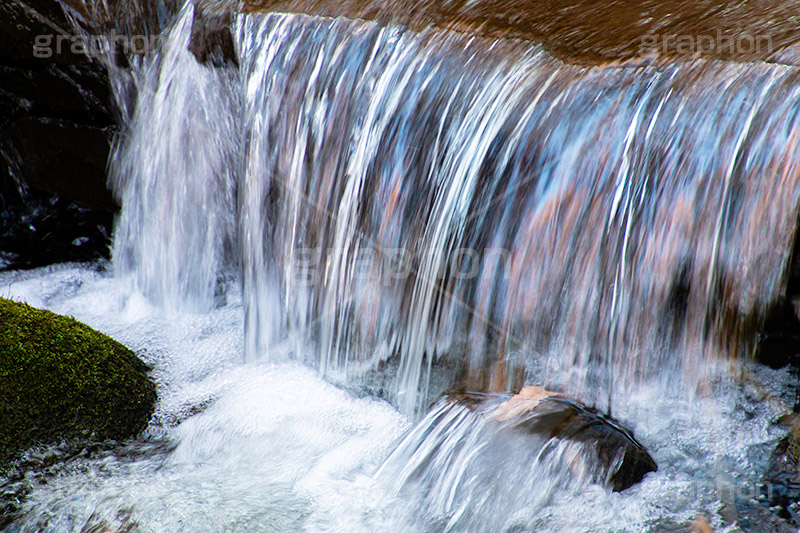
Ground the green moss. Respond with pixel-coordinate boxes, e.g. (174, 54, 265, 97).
(0, 298, 156, 466)
(788, 419, 800, 465)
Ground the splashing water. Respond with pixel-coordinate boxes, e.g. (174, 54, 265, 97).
(376, 397, 619, 531)
(0, 258, 792, 531)
(4, 0, 800, 530)
(107, 4, 241, 313)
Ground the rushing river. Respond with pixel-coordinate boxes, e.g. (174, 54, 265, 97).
(3, 0, 800, 529)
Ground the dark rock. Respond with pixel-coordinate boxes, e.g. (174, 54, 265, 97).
(0, 0, 85, 65)
(760, 414, 800, 528)
(0, 0, 117, 204)
(0, 0, 240, 271)
(5, 117, 114, 207)
(756, 227, 800, 372)
(0, 0, 120, 270)
(189, 2, 238, 67)
(512, 397, 658, 491)
(446, 386, 657, 491)
(0, 188, 113, 270)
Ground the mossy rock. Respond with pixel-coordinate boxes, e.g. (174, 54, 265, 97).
(788, 419, 800, 465)
(0, 298, 156, 466)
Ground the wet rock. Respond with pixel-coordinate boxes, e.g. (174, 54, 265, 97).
(0, 0, 119, 269)
(0, 1, 241, 272)
(447, 386, 658, 491)
(757, 227, 800, 373)
(189, 1, 238, 66)
(0, 298, 157, 467)
(760, 414, 800, 528)
(4, 116, 115, 208)
(379, 386, 658, 528)
(0, 189, 113, 270)
(0, 437, 174, 529)
(0, 0, 117, 200)
(690, 515, 714, 533)
(756, 299, 800, 371)
(244, 0, 800, 65)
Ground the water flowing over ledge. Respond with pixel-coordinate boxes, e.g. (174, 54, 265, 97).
(5, 0, 800, 530)
(242, 0, 800, 65)
(108, 2, 800, 416)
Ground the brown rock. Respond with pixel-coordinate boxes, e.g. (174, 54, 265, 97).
(445, 387, 658, 491)
(243, 0, 800, 66)
(494, 385, 556, 421)
(691, 514, 714, 533)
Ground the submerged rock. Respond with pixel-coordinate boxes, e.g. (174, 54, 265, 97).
(0, 190, 113, 270)
(244, 0, 800, 65)
(0, 298, 156, 466)
(378, 386, 657, 529)
(446, 386, 658, 491)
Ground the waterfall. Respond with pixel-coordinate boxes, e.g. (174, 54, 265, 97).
(107, 4, 241, 313)
(7, 1, 800, 529)
(108, 2, 800, 418)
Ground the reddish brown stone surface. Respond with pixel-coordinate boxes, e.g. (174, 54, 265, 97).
(245, 0, 800, 65)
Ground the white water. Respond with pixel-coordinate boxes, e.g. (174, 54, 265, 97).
(4, 0, 800, 530)
(0, 263, 793, 531)
(1, 265, 411, 531)
(233, 9, 800, 417)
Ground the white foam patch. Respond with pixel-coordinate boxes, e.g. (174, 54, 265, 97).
(0, 265, 411, 531)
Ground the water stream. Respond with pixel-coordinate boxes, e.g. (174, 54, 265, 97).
(4, 1, 800, 530)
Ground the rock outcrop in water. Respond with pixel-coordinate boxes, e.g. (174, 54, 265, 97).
(760, 414, 800, 528)
(377, 386, 658, 528)
(0, 298, 156, 466)
(447, 387, 658, 491)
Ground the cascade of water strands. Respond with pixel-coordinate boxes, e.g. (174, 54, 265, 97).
(233, 12, 800, 415)
(102, 2, 800, 418)
(5, 2, 800, 530)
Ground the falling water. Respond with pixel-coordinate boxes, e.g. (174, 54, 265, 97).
(376, 396, 620, 531)
(6, 0, 800, 529)
(100, 2, 800, 413)
(107, 5, 241, 313)
(229, 12, 800, 415)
